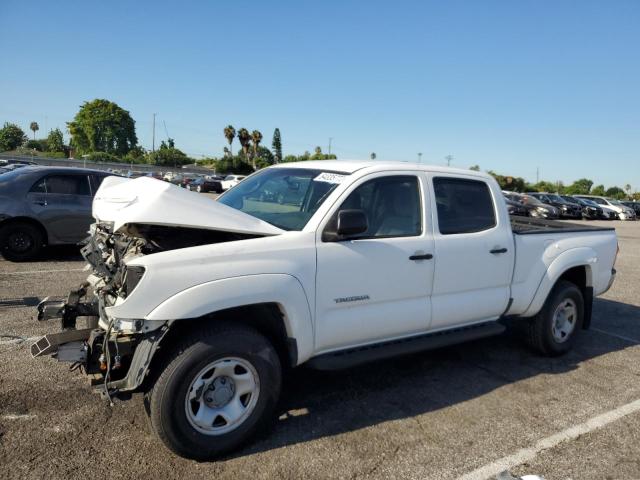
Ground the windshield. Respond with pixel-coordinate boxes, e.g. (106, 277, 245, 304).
(608, 199, 622, 206)
(218, 167, 348, 230)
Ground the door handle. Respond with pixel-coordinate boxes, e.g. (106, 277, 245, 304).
(409, 253, 433, 261)
(33, 200, 47, 206)
(490, 247, 508, 254)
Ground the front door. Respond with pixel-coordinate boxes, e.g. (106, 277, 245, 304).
(314, 173, 435, 352)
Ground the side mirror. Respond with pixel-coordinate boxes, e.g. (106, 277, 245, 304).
(337, 209, 368, 237)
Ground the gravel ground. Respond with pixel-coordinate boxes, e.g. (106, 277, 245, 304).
(0, 220, 638, 480)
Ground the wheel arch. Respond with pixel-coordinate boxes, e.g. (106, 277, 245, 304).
(144, 274, 314, 365)
(521, 247, 595, 324)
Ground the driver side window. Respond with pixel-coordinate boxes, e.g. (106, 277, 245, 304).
(330, 175, 422, 239)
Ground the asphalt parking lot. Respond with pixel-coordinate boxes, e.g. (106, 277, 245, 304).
(1, 220, 639, 480)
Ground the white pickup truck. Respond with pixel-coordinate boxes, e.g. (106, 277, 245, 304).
(32, 160, 618, 460)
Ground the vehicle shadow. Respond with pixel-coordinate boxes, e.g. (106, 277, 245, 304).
(229, 298, 638, 459)
(37, 245, 84, 262)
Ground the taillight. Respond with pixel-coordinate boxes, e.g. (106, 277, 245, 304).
(614, 242, 619, 266)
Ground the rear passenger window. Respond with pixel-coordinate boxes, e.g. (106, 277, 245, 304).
(433, 177, 496, 234)
(30, 175, 91, 196)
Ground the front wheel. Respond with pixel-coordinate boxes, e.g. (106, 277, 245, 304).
(148, 323, 282, 460)
(524, 280, 584, 356)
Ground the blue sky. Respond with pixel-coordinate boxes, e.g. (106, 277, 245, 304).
(1, 1, 638, 189)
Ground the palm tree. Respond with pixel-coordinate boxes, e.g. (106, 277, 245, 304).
(30, 121, 39, 140)
(223, 125, 235, 155)
(625, 184, 632, 197)
(251, 130, 263, 169)
(370, 152, 376, 160)
(237, 128, 251, 165)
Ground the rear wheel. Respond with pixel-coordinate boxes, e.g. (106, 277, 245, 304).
(524, 280, 584, 356)
(148, 323, 282, 460)
(0, 222, 44, 261)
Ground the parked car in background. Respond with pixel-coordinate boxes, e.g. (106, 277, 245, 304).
(163, 171, 179, 181)
(527, 193, 582, 219)
(180, 175, 200, 188)
(166, 173, 184, 186)
(220, 174, 247, 191)
(0, 166, 114, 260)
(504, 198, 528, 216)
(187, 177, 224, 193)
(621, 201, 640, 216)
(504, 192, 559, 219)
(561, 196, 604, 220)
(575, 195, 636, 220)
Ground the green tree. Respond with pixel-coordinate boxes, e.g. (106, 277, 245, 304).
(147, 144, 190, 167)
(224, 125, 236, 155)
(46, 128, 65, 153)
(67, 99, 137, 156)
(564, 178, 593, 195)
(532, 181, 558, 193)
(0, 122, 27, 151)
(254, 146, 275, 169)
(271, 128, 282, 163)
(123, 146, 147, 165)
(487, 171, 527, 192)
(469, 164, 480, 171)
(370, 152, 376, 160)
(605, 186, 626, 199)
(29, 121, 39, 140)
(624, 184, 632, 197)
(251, 130, 263, 169)
(237, 128, 251, 164)
(591, 184, 606, 196)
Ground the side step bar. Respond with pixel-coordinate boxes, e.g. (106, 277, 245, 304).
(307, 322, 506, 370)
(30, 328, 93, 358)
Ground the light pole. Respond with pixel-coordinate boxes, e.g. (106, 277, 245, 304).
(445, 155, 453, 167)
(417, 152, 422, 163)
(152, 113, 157, 152)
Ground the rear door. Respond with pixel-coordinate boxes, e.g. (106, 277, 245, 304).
(428, 175, 514, 330)
(26, 174, 93, 243)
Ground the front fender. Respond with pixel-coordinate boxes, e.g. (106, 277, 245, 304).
(521, 247, 595, 318)
(145, 273, 315, 364)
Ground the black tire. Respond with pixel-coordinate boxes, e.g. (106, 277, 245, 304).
(524, 280, 584, 356)
(0, 222, 44, 261)
(148, 323, 282, 460)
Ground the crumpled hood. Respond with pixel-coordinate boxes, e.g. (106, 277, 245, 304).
(93, 176, 283, 236)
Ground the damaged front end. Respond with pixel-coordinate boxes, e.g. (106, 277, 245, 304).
(31, 223, 169, 399)
(32, 221, 264, 400)
(31, 176, 283, 400)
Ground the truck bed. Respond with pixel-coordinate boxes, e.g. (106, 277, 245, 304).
(510, 216, 616, 235)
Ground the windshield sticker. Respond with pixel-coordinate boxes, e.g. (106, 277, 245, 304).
(314, 172, 347, 184)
